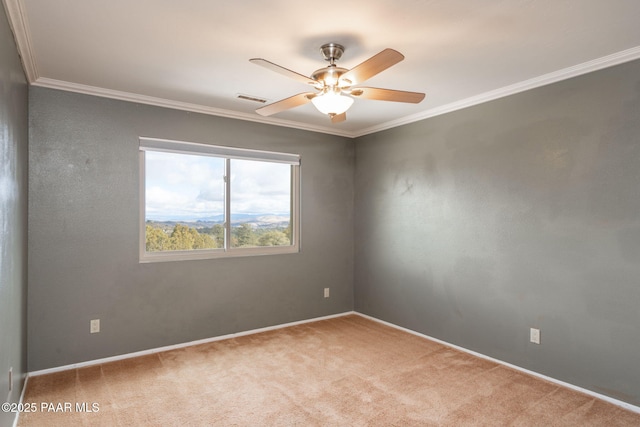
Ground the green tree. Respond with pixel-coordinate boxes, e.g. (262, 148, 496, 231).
(192, 229, 216, 249)
(258, 230, 290, 246)
(233, 223, 257, 247)
(164, 224, 218, 250)
(146, 224, 170, 252)
(211, 223, 224, 248)
(169, 224, 196, 250)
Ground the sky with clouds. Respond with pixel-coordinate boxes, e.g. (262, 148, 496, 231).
(145, 151, 291, 221)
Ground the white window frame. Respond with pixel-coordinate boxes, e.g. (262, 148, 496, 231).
(139, 137, 300, 263)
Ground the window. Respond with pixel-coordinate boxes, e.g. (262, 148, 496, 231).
(139, 137, 300, 262)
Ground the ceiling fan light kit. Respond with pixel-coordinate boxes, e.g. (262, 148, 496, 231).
(250, 43, 425, 123)
(311, 88, 354, 115)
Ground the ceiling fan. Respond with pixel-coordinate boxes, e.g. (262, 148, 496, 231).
(249, 43, 425, 123)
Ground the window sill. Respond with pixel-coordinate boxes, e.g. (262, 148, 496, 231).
(139, 245, 300, 263)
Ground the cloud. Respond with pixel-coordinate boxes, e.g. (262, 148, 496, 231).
(144, 151, 292, 219)
(146, 186, 223, 218)
(230, 159, 291, 213)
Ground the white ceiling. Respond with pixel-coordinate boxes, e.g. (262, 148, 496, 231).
(5, 0, 640, 138)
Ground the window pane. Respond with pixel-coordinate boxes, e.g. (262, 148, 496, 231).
(230, 159, 292, 248)
(145, 151, 225, 252)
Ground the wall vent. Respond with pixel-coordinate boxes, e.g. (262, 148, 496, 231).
(236, 94, 267, 103)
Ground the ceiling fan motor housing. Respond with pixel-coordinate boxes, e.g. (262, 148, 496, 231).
(313, 43, 350, 88)
(311, 66, 349, 87)
(319, 43, 344, 63)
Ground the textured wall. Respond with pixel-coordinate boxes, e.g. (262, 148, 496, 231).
(28, 87, 354, 371)
(0, 3, 29, 426)
(354, 60, 640, 405)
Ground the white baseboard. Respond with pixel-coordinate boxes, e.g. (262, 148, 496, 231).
(354, 312, 640, 415)
(28, 311, 355, 377)
(13, 373, 29, 427)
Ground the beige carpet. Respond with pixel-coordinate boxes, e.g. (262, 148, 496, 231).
(17, 315, 640, 426)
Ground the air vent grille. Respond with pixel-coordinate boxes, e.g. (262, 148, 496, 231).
(236, 94, 267, 103)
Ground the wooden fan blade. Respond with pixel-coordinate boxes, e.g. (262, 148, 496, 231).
(340, 49, 404, 86)
(331, 112, 347, 123)
(250, 58, 318, 86)
(351, 87, 425, 103)
(255, 93, 315, 116)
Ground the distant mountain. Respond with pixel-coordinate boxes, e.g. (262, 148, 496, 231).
(146, 213, 289, 229)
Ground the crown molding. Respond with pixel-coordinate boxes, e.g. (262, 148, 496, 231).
(3, 0, 38, 82)
(32, 77, 354, 138)
(353, 45, 640, 137)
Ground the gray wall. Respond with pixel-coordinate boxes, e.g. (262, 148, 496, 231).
(354, 60, 640, 405)
(0, 4, 29, 426)
(28, 87, 354, 371)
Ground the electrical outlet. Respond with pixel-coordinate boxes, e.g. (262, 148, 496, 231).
(324, 288, 330, 298)
(90, 319, 100, 334)
(530, 327, 540, 344)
